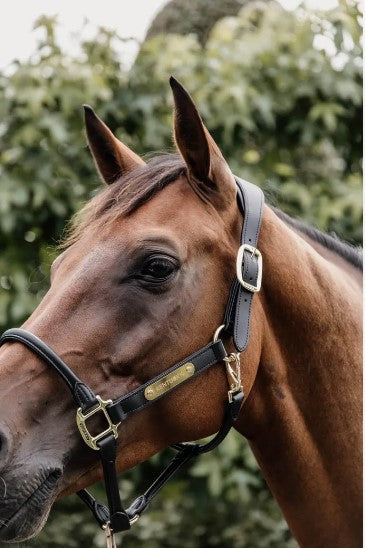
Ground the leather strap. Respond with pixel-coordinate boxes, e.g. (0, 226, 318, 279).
(0, 330, 226, 423)
(107, 340, 227, 423)
(223, 177, 264, 351)
(171, 389, 244, 454)
(77, 489, 110, 528)
(0, 328, 98, 410)
(97, 435, 131, 532)
(77, 390, 244, 530)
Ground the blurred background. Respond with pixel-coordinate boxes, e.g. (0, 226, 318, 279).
(0, 0, 362, 546)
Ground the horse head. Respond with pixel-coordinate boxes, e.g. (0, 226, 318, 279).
(0, 78, 263, 542)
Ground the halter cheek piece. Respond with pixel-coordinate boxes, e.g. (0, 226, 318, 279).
(0, 177, 264, 546)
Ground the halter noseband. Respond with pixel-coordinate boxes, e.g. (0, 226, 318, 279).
(0, 177, 264, 547)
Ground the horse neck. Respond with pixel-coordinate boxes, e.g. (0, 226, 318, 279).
(235, 207, 362, 547)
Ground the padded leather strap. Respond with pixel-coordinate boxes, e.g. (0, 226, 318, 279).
(125, 444, 199, 521)
(77, 390, 244, 528)
(77, 489, 110, 528)
(171, 390, 244, 455)
(107, 340, 227, 423)
(97, 435, 131, 532)
(224, 177, 264, 351)
(0, 328, 98, 410)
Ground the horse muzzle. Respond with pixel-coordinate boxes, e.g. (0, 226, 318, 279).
(0, 466, 62, 542)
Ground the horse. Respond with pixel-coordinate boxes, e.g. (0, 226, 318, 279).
(0, 77, 362, 547)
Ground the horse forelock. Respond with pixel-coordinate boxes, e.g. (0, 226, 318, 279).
(61, 154, 186, 248)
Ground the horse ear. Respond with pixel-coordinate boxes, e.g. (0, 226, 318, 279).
(169, 77, 236, 206)
(83, 105, 145, 184)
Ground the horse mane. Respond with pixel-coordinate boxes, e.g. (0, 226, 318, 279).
(271, 207, 363, 271)
(62, 154, 363, 272)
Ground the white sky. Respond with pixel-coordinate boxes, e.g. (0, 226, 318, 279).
(0, 0, 339, 72)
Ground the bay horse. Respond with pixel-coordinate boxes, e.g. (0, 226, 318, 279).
(0, 78, 362, 547)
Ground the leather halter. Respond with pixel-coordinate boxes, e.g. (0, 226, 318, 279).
(0, 177, 264, 545)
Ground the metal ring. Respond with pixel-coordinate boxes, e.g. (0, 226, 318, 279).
(129, 514, 140, 525)
(213, 324, 226, 343)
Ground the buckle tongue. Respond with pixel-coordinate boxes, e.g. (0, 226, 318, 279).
(76, 395, 120, 451)
(236, 244, 262, 293)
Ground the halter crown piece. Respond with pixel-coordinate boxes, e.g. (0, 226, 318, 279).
(0, 177, 264, 548)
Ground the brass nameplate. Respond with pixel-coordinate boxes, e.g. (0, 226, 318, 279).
(144, 362, 195, 401)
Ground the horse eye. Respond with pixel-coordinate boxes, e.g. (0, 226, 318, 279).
(139, 256, 177, 282)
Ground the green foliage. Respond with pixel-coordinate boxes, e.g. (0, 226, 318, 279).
(0, 1, 362, 546)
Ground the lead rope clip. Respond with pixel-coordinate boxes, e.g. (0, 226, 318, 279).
(104, 522, 117, 548)
(224, 353, 242, 402)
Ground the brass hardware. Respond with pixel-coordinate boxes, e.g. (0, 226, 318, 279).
(224, 353, 242, 402)
(129, 514, 140, 525)
(213, 324, 225, 343)
(236, 244, 262, 292)
(212, 327, 243, 401)
(185, 363, 194, 373)
(76, 395, 120, 451)
(145, 387, 155, 398)
(144, 362, 195, 401)
(103, 522, 117, 548)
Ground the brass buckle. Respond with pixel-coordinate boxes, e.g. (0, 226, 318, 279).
(236, 244, 262, 293)
(224, 353, 242, 402)
(76, 395, 120, 451)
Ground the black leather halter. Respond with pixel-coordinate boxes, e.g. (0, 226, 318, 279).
(0, 177, 264, 545)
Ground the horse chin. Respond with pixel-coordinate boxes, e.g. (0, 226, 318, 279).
(0, 506, 52, 544)
(0, 468, 61, 543)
